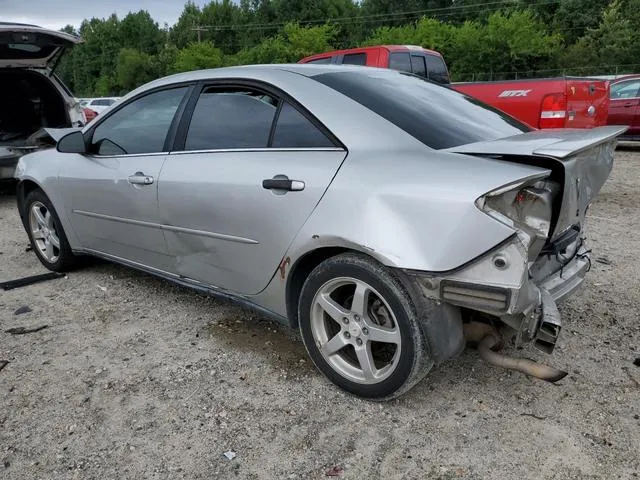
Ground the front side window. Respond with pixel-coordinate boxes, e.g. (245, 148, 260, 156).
(610, 80, 640, 99)
(313, 70, 531, 150)
(425, 54, 450, 84)
(91, 87, 188, 155)
(388, 52, 411, 73)
(342, 53, 367, 65)
(272, 102, 334, 148)
(184, 87, 278, 151)
(410, 55, 427, 78)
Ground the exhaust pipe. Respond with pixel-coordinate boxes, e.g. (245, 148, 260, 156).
(464, 323, 568, 383)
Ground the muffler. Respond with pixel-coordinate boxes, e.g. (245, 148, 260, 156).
(464, 322, 568, 383)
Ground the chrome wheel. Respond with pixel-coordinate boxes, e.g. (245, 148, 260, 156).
(310, 277, 402, 384)
(28, 201, 61, 263)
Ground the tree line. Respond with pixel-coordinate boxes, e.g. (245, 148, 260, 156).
(56, 0, 640, 97)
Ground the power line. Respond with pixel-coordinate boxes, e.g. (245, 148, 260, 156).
(193, 0, 561, 32)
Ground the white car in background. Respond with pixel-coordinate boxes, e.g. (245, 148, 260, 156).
(84, 97, 120, 114)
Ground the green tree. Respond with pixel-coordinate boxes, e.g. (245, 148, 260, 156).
(173, 42, 225, 72)
(115, 48, 158, 93)
(561, 0, 640, 75)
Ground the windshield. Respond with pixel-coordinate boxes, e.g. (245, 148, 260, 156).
(312, 70, 531, 149)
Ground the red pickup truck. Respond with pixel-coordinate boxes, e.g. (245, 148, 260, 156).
(299, 45, 610, 130)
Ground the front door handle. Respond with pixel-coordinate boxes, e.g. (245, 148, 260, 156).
(624, 102, 635, 108)
(128, 172, 154, 185)
(262, 176, 305, 192)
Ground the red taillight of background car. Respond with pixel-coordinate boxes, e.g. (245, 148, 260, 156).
(539, 93, 567, 129)
(83, 107, 97, 123)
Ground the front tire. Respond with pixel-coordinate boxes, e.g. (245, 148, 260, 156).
(24, 189, 77, 272)
(298, 253, 433, 400)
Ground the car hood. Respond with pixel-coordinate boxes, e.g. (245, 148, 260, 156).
(0, 23, 81, 69)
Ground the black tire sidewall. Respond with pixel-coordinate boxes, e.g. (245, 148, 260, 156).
(299, 255, 422, 399)
(24, 189, 75, 272)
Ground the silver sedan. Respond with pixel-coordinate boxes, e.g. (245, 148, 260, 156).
(14, 64, 626, 399)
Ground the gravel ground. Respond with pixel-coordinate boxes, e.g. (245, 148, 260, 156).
(1, 149, 639, 480)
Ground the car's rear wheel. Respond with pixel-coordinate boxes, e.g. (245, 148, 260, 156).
(298, 253, 433, 400)
(25, 189, 77, 271)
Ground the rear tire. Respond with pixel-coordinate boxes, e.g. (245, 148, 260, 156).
(24, 189, 77, 272)
(298, 253, 433, 400)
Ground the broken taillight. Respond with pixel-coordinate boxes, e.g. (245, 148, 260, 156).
(476, 177, 560, 260)
(539, 93, 567, 129)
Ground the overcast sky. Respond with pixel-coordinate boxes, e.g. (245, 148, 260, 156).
(1, 0, 209, 30)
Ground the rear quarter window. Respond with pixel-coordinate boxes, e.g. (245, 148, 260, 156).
(342, 53, 367, 65)
(307, 57, 332, 64)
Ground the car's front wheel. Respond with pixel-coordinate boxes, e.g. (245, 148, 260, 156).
(298, 253, 433, 400)
(24, 189, 77, 272)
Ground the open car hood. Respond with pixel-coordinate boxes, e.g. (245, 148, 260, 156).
(0, 23, 81, 69)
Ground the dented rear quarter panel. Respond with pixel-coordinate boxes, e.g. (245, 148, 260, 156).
(254, 147, 549, 317)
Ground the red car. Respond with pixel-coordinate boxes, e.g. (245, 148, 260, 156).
(299, 45, 610, 130)
(607, 74, 640, 140)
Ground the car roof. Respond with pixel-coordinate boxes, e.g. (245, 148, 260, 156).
(142, 63, 396, 87)
(299, 45, 443, 62)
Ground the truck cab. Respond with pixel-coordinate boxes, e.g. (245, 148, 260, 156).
(299, 45, 451, 85)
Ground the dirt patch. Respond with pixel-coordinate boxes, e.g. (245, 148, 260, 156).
(1, 150, 639, 479)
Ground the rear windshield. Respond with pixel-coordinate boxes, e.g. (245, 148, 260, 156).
(312, 70, 531, 149)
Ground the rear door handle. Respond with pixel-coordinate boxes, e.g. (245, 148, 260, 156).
(128, 172, 154, 185)
(624, 102, 635, 108)
(262, 177, 305, 192)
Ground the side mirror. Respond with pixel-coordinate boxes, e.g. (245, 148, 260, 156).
(57, 130, 87, 154)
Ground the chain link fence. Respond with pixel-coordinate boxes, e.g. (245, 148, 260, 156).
(456, 63, 640, 82)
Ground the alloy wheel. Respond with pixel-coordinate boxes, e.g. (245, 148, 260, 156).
(310, 277, 402, 384)
(29, 201, 61, 264)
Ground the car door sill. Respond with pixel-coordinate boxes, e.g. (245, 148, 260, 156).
(76, 248, 288, 325)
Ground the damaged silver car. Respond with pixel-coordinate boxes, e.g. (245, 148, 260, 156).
(0, 23, 85, 181)
(14, 65, 626, 399)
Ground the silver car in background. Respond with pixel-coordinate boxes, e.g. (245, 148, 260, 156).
(14, 64, 626, 399)
(0, 23, 86, 180)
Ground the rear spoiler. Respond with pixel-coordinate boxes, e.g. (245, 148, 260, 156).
(446, 126, 628, 159)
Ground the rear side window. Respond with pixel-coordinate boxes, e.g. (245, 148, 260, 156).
(184, 88, 278, 150)
(272, 102, 334, 148)
(307, 57, 332, 64)
(425, 54, 450, 84)
(388, 52, 411, 73)
(313, 70, 531, 150)
(342, 53, 366, 65)
(91, 87, 188, 155)
(610, 80, 640, 99)
(410, 55, 427, 78)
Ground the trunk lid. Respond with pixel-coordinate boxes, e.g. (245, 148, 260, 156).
(447, 126, 627, 240)
(0, 23, 81, 69)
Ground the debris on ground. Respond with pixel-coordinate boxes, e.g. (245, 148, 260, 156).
(13, 305, 32, 315)
(634, 358, 640, 367)
(96, 285, 107, 293)
(595, 256, 612, 265)
(6, 325, 49, 335)
(520, 413, 546, 420)
(0, 272, 65, 291)
(223, 451, 236, 460)
(0, 360, 8, 373)
(326, 466, 344, 476)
